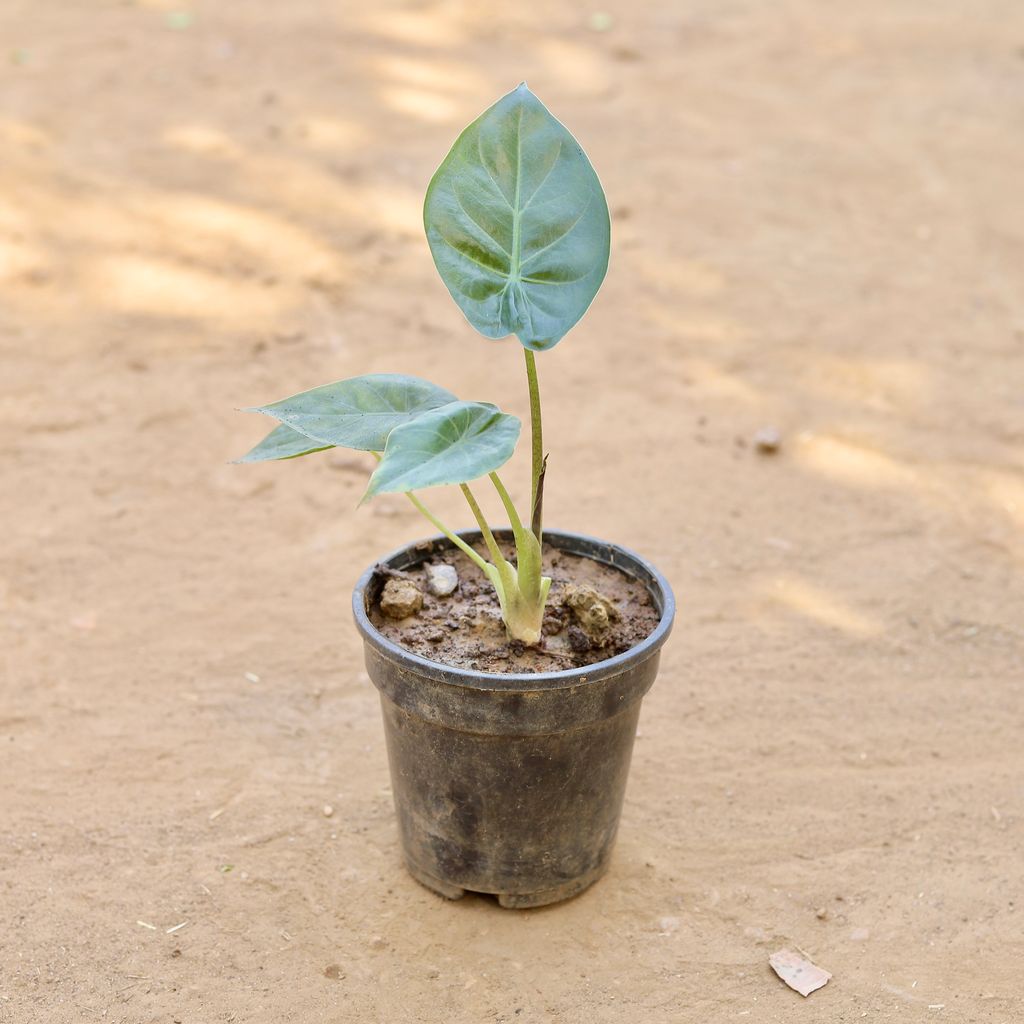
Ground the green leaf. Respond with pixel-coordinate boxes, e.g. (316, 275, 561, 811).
(363, 401, 520, 500)
(424, 83, 610, 352)
(235, 423, 334, 463)
(246, 374, 458, 452)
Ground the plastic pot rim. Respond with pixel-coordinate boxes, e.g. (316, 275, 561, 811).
(352, 527, 676, 694)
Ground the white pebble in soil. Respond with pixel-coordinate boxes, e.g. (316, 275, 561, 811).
(425, 563, 459, 597)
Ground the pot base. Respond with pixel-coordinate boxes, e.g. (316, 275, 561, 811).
(405, 857, 608, 909)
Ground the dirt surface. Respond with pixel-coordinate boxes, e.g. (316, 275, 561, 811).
(1, 1, 1022, 1022)
(369, 542, 661, 672)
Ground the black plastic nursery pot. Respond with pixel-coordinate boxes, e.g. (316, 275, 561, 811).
(352, 529, 675, 909)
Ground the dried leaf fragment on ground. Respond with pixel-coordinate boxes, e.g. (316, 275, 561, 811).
(769, 948, 832, 997)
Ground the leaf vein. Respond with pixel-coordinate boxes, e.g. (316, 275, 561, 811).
(475, 132, 514, 210)
(519, 197, 593, 271)
(436, 233, 510, 279)
(452, 184, 511, 259)
(520, 139, 563, 213)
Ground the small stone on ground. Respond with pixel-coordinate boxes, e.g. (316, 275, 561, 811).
(754, 426, 782, 453)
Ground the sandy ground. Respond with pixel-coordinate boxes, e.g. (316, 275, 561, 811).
(1, 1, 1022, 1021)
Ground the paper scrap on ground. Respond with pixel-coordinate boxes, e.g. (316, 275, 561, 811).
(769, 948, 832, 996)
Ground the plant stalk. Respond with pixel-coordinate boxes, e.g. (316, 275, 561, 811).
(459, 483, 507, 570)
(488, 472, 525, 535)
(386, 461, 551, 646)
(524, 349, 545, 543)
(402, 491, 490, 574)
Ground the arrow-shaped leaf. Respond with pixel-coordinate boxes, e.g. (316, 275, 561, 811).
(424, 83, 610, 352)
(363, 401, 520, 500)
(246, 374, 458, 452)
(235, 422, 334, 463)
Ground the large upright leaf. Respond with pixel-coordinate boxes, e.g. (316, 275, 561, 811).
(363, 401, 520, 500)
(235, 422, 333, 463)
(245, 374, 458, 452)
(424, 84, 610, 352)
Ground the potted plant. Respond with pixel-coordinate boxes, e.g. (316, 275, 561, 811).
(238, 85, 675, 908)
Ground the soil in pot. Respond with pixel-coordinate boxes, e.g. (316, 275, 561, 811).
(368, 540, 661, 673)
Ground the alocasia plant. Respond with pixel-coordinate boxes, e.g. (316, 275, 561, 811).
(238, 84, 610, 644)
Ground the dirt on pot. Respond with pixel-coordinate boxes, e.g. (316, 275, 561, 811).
(368, 542, 661, 673)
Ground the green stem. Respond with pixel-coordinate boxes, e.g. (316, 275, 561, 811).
(402, 491, 489, 574)
(524, 349, 544, 542)
(459, 483, 506, 569)
(489, 471, 545, 604)
(488, 472, 526, 536)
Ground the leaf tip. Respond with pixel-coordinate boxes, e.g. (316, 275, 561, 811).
(512, 81, 536, 103)
(232, 445, 261, 464)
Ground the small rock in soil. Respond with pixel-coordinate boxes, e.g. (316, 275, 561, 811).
(379, 578, 423, 619)
(564, 583, 619, 643)
(425, 563, 459, 596)
(753, 426, 782, 453)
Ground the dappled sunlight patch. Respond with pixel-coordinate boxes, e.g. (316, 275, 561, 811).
(0, 234, 46, 285)
(366, 183, 424, 234)
(795, 432, 917, 490)
(677, 356, 761, 403)
(383, 87, 460, 124)
(982, 468, 1024, 532)
(0, 162, 346, 278)
(295, 115, 369, 152)
(0, 183, 59, 293)
(86, 254, 287, 321)
(802, 355, 934, 412)
(0, 197, 31, 234)
(642, 302, 746, 344)
(233, 155, 372, 222)
(34, 190, 149, 251)
(535, 38, 611, 95)
(754, 575, 881, 637)
(638, 254, 729, 299)
(2, 181, 345, 300)
(161, 124, 245, 159)
(377, 55, 486, 95)
(0, 118, 50, 152)
(144, 193, 340, 276)
(627, 250, 726, 297)
(0, 193, 46, 286)
(0, 145, 365, 333)
(362, 8, 466, 48)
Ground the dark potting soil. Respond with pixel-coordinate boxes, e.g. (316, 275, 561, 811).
(367, 541, 661, 673)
